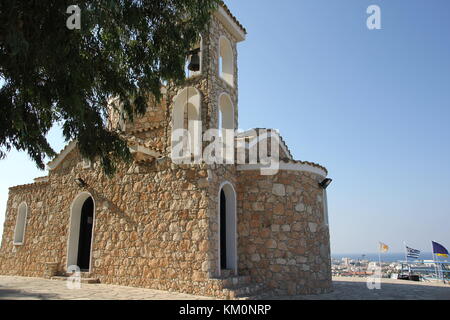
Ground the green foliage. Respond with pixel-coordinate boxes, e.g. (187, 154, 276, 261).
(0, 0, 218, 175)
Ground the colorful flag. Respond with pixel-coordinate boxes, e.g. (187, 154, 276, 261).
(406, 245, 420, 259)
(432, 241, 449, 258)
(379, 242, 389, 253)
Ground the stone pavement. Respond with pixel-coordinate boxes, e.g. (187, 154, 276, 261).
(0, 276, 213, 300)
(273, 277, 450, 300)
(1, 275, 450, 300)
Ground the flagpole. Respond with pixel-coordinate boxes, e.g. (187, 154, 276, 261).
(432, 245, 438, 281)
(438, 256, 444, 283)
(436, 254, 443, 283)
(378, 242, 382, 269)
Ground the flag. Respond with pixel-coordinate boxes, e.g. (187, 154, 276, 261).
(432, 241, 449, 258)
(379, 242, 389, 253)
(406, 246, 420, 259)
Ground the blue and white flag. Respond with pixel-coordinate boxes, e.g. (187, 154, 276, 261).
(406, 246, 421, 259)
(432, 241, 449, 258)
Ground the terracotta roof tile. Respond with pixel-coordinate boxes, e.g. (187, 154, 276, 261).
(9, 181, 49, 191)
(283, 159, 329, 176)
(218, 1, 247, 34)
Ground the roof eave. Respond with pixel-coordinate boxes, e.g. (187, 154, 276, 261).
(46, 141, 78, 171)
(214, 6, 246, 42)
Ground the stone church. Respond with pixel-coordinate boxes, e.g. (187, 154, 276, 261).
(0, 2, 332, 298)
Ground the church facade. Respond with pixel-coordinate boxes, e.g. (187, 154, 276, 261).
(0, 3, 332, 299)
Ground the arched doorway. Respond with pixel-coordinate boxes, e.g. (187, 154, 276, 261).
(67, 192, 95, 271)
(218, 182, 237, 275)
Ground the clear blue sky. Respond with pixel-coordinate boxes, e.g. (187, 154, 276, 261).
(1, 0, 449, 254)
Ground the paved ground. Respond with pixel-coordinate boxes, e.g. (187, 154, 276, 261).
(0, 276, 213, 300)
(274, 277, 450, 300)
(1, 275, 450, 300)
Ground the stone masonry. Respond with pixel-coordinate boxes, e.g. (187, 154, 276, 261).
(0, 2, 332, 299)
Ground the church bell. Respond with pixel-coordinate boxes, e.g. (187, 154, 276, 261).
(188, 48, 201, 72)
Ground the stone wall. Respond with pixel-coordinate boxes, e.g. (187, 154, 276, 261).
(205, 15, 239, 131)
(0, 150, 332, 298)
(237, 169, 332, 295)
(0, 149, 221, 296)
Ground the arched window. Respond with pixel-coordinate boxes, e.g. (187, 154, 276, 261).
(219, 36, 234, 87)
(13, 202, 28, 245)
(172, 87, 202, 161)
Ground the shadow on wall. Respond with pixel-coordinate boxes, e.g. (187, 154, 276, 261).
(86, 186, 137, 227)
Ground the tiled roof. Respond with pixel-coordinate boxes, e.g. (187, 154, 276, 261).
(218, 1, 247, 34)
(44, 133, 164, 172)
(46, 141, 77, 170)
(277, 134, 293, 160)
(235, 128, 328, 175)
(236, 128, 294, 160)
(9, 181, 49, 191)
(34, 176, 49, 183)
(283, 159, 328, 176)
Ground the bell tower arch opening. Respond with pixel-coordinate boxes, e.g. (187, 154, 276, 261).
(186, 35, 203, 78)
(171, 87, 202, 161)
(218, 93, 235, 133)
(219, 36, 234, 87)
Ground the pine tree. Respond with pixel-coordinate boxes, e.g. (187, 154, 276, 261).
(0, 0, 218, 174)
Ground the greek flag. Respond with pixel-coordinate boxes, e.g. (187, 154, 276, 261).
(406, 246, 421, 259)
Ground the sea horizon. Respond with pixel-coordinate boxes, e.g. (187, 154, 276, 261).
(331, 252, 439, 263)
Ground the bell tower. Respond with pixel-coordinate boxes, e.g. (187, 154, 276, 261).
(172, 2, 247, 148)
(108, 3, 247, 161)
